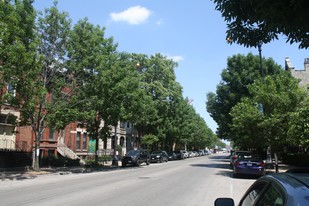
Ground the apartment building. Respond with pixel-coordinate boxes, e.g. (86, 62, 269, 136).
(285, 57, 309, 88)
(0, 82, 136, 168)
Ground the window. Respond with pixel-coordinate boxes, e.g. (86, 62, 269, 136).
(0, 114, 16, 125)
(7, 83, 16, 97)
(82, 133, 87, 150)
(120, 122, 125, 128)
(49, 128, 55, 140)
(111, 136, 115, 149)
(0, 115, 6, 124)
(120, 136, 125, 146)
(256, 185, 284, 206)
(7, 115, 16, 125)
(240, 182, 268, 206)
(76, 132, 81, 150)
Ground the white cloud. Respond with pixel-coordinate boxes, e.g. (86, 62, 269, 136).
(168, 55, 184, 62)
(110, 6, 151, 25)
(156, 19, 163, 26)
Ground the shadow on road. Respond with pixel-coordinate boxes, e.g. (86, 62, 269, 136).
(190, 163, 229, 170)
(190, 155, 261, 180)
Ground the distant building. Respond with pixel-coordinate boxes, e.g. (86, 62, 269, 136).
(285, 57, 309, 88)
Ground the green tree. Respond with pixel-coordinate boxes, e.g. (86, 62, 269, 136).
(230, 72, 306, 152)
(0, 0, 37, 104)
(206, 53, 282, 141)
(0, 0, 45, 171)
(287, 90, 309, 148)
(97, 52, 145, 153)
(28, 2, 72, 171)
(213, 0, 309, 48)
(141, 134, 159, 151)
(133, 54, 179, 148)
(67, 18, 117, 162)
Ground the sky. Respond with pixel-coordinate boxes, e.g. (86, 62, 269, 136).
(33, 0, 308, 133)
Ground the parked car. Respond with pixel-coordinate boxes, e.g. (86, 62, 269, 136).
(192, 151, 199, 157)
(149, 150, 169, 163)
(215, 169, 309, 206)
(232, 154, 265, 177)
(167, 151, 177, 161)
(173, 150, 185, 160)
(187, 151, 194, 158)
(181, 150, 189, 159)
(121, 149, 150, 167)
(198, 150, 205, 156)
(204, 150, 211, 155)
(230, 150, 251, 167)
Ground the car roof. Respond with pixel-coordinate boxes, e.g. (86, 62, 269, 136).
(260, 172, 309, 204)
(267, 172, 309, 188)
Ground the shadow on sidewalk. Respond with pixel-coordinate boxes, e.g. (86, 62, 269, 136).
(1, 161, 122, 181)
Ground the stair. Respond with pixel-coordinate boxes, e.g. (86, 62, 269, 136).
(57, 143, 85, 164)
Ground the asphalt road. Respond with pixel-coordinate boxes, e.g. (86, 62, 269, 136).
(0, 154, 256, 206)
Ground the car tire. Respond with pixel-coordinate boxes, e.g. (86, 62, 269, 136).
(136, 159, 141, 167)
(146, 159, 150, 165)
(232, 167, 238, 178)
(122, 162, 126, 167)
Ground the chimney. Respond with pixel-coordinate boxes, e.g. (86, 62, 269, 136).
(285, 57, 294, 71)
(304, 58, 309, 71)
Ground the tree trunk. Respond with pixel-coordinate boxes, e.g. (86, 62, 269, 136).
(95, 130, 99, 164)
(33, 132, 41, 172)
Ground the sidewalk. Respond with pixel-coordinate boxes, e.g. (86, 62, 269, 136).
(1, 161, 122, 181)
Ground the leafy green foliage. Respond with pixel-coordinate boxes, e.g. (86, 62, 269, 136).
(230, 72, 306, 151)
(213, 0, 309, 48)
(206, 53, 282, 140)
(287, 91, 309, 147)
(141, 134, 159, 150)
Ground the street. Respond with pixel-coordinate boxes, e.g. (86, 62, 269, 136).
(0, 154, 256, 206)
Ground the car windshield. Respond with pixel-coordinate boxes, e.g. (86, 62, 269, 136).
(237, 153, 252, 159)
(126, 150, 140, 156)
(238, 154, 263, 161)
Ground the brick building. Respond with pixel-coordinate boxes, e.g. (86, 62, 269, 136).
(1, 81, 136, 168)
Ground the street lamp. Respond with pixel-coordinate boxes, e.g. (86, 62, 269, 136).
(258, 41, 278, 173)
(258, 41, 264, 79)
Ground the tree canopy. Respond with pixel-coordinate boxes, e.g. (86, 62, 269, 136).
(1, 1, 216, 169)
(230, 72, 306, 151)
(206, 53, 282, 140)
(213, 0, 309, 48)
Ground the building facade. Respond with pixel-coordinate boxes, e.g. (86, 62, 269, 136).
(285, 57, 309, 88)
(0, 81, 137, 168)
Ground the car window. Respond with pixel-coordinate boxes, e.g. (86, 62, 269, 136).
(238, 153, 252, 160)
(240, 182, 268, 206)
(127, 150, 139, 156)
(256, 184, 284, 206)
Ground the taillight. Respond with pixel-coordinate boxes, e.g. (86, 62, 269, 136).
(258, 162, 264, 167)
(233, 155, 237, 159)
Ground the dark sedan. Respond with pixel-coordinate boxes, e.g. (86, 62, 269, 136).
(215, 169, 309, 206)
(121, 149, 150, 167)
(167, 151, 177, 161)
(233, 154, 265, 177)
(149, 150, 169, 163)
(173, 150, 185, 160)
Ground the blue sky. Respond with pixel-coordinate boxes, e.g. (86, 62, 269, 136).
(33, 0, 308, 133)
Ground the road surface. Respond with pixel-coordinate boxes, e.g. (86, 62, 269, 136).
(0, 154, 256, 206)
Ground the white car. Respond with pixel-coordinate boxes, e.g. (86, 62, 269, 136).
(181, 150, 189, 159)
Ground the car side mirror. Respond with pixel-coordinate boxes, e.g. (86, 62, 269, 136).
(214, 198, 234, 206)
